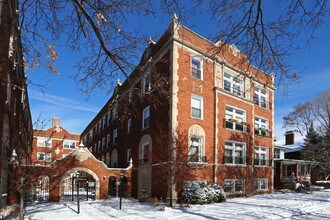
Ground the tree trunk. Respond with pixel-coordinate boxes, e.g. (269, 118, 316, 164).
(19, 190, 24, 220)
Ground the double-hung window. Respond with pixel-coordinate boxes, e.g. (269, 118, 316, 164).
(254, 179, 268, 191)
(113, 129, 118, 145)
(143, 74, 151, 93)
(37, 152, 51, 162)
(254, 87, 269, 108)
(191, 95, 203, 119)
(224, 179, 245, 194)
(63, 140, 76, 149)
(191, 56, 203, 80)
(254, 146, 269, 166)
(255, 117, 269, 136)
(225, 106, 247, 132)
(224, 71, 244, 97)
(37, 137, 51, 148)
(188, 136, 205, 163)
(140, 143, 149, 165)
(224, 141, 246, 164)
(142, 106, 150, 129)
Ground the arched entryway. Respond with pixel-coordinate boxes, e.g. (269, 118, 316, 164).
(60, 167, 100, 200)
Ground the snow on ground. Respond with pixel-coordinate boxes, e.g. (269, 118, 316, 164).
(19, 189, 330, 219)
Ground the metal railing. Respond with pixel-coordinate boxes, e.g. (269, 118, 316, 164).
(254, 128, 271, 137)
(224, 119, 250, 132)
(224, 85, 245, 97)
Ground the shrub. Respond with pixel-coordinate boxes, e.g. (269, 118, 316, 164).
(178, 182, 226, 205)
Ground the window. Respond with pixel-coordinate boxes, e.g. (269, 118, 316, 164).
(298, 164, 308, 177)
(89, 131, 93, 141)
(254, 146, 269, 166)
(103, 117, 106, 129)
(127, 119, 132, 133)
(224, 141, 245, 164)
(107, 134, 110, 147)
(254, 87, 269, 108)
(274, 149, 281, 159)
(188, 136, 205, 163)
(283, 165, 294, 178)
(37, 138, 51, 148)
(225, 106, 248, 132)
(108, 111, 111, 124)
(224, 72, 244, 97)
(6, 74, 11, 103)
(191, 56, 203, 80)
(113, 129, 118, 145)
(102, 137, 105, 150)
(127, 149, 132, 163)
(100, 118, 104, 131)
(142, 106, 150, 129)
(255, 179, 268, 191)
(143, 74, 151, 93)
(224, 179, 245, 194)
(255, 117, 269, 136)
(98, 141, 101, 152)
(37, 153, 51, 162)
(191, 95, 203, 119)
(140, 143, 149, 165)
(106, 152, 110, 166)
(63, 140, 76, 149)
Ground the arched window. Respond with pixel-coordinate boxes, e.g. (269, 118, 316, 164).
(188, 124, 206, 163)
(111, 149, 118, 168)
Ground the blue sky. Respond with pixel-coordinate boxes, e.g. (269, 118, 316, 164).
(26, 4, 330, 139)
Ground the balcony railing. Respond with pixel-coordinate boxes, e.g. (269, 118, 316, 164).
(188, 155, 207, 163)
(139, 158, 149, 165)
(224, 119, 249, 132)
(224, 156, 244, 165)
(224, 85, 245, 97)
(254, 128, 271, 137)
(254, 97, 271, 109)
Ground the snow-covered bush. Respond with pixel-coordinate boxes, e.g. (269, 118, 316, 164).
(178, 182, 226, 204)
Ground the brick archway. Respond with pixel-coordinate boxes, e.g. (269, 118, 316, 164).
(59, 167, 100, 200)
(9, 146, 132, 204)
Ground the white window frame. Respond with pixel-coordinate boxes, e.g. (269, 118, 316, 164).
(140, 142, 150, 165)
(143, 74, 151, 93)
(142, 106, 150, 129)
(255, 116, 269, 136)
(224, 179, 245, 194)
(255, 178, 268, 191)
(113, 129, 118, 145)
(224, 141, 246, 165)
(225, 105, 247, 132)
(191, 95, 203, 119)
(298, 164, 308, 177)
(63, 140, 76, 149)
(224, 70, 244, 97)
(254, 146, 269, 166)
(37, 152, 51, 162)
(37, 137, 52, 148)
(254, 87, 269, 108)
(188, 135, 205, 163)
(191, 56, 203, 80)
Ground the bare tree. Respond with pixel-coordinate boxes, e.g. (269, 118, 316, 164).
(283, 90, 330, 136)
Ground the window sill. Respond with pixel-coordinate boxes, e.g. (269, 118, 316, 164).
(191, 76, 204, 82)
(225, 128, 249, 133)
(141, 126, 150, 132)
(255, 134, 271, 138)
(224, 163, 247, 167)
(190, 116, 204, 121)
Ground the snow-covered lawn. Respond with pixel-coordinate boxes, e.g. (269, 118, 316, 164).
(15, 189, 330, 219)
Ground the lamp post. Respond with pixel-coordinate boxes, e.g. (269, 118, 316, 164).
(119, 173, 124, 210)
(86, 181, 89, 201)
(76, 171, 80, 214)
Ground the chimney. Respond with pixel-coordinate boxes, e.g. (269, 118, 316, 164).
(52, 117, 60, 127)
(285, 131, 294, 145)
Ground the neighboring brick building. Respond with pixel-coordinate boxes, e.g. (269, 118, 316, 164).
(32, 117, 80, 165)
(0, 0, 33, 207)
(81, 15, 275, 200)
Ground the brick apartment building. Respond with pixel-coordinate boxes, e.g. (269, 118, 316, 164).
(81, 15, 275, 200)
(0, 0, 33, 207)
(32, 117, 80, 165)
